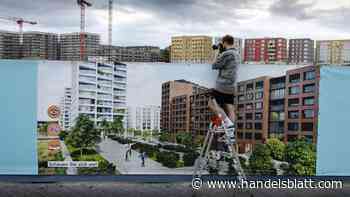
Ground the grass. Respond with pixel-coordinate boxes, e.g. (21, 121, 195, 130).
(37, 140, 66, 175)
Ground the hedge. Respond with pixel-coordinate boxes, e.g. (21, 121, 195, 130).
(156, 151, 180, 168)
(110, 136, 133, 144)
(183, 151, 199, 166)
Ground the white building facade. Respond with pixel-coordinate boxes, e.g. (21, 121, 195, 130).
(70, 60, 128, 128)
(128, 105, 160, 132)
(59, 87, 72, 130)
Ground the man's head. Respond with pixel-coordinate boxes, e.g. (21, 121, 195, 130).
(221, 35, 234, 49)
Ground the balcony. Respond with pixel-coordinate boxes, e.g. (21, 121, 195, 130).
(80, 69, 96, 76)
(270, 105, 284, 111)
(270, 83, 285, 90)
(79, 91, 96, 98)
(98, 67, 113, 74)
(114, 77, 127, 83)
(79, 84, 96, 91)
(98, 80, 112, 87)
(97, 94, 113, 101)
(114, 83, 127, 89)
(79, 76, 96, 84)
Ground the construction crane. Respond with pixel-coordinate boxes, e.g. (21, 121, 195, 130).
(0, 16, 37, 44)
(77, 0, 92, 61)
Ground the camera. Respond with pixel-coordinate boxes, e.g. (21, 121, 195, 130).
(212, 43, 225, 53)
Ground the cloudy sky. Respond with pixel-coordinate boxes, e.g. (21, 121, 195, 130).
(0, 0, 349, 48)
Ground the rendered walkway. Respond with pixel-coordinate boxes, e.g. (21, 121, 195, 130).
(98, 138, 194, 175)
(60, 141, 78, 175)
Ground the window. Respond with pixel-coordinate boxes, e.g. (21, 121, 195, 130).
(246, 113, 253, 120)
(302, 123, 313, 131)
(289, 73, 300, 83)
(237, 132, 243, 139)
(255, 102, 263, 110)
(289, 86, 300, 95)
(237, 123, 244, 129)
(288, 122, 299, 131)
(238, 104, 244, 111)
(303, 97, 314, 105)
(256, 81, 264, 89)
(288, 98, 299, 107)
(246, 123, 253, 129)
(245, 132, 253, 139)
(255, 122, 262, 130)
(303, 84, 315, 93)
(304, 71, 316, 81)
(270, 112, 285, 121)
(288, 111, 299, 119)
(270, 89, 285, 99)
(246, 83, 254, 91)
(303, 109, 314, 118)
(246, 103, 253, 110)
(287, 135, 298, 142)
(237, 114, 244, 120)
(255, 133, 262, 140)
(255, 92, 263, 99)
(255, 113, 263, 120)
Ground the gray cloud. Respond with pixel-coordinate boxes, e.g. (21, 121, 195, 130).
(269, 0, 316, 20)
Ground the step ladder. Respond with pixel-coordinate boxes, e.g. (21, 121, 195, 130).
(193, 117, 246, 180)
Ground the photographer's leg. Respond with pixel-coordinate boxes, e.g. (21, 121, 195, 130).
(208, 98, 228, 120)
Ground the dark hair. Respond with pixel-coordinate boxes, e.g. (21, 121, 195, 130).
(222, 35, 234, 45)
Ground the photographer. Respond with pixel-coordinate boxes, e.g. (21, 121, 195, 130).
(209, 35, 240, 145)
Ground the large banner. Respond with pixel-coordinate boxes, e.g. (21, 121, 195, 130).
(0, 60, 331, 176)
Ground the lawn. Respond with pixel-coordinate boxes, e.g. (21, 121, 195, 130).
(37, 140, 66, 175)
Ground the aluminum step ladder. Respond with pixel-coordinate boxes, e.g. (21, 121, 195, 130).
(193, 117, 246, 180)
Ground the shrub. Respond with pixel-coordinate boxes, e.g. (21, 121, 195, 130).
(132, 143, 159, 158)
(183, 151, 199, 166)
(156, 151, 180, 168)
(161, 144, 192, 153)
(266, 138, 286, 161)
(59, 131, 69, 140)
(249, 144, 274, 175)
(110, 136, 133, 144)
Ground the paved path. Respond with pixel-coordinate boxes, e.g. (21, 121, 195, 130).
(98, 138, 195, 175)
(60, 141, 78, 175)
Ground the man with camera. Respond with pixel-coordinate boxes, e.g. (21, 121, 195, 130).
(209, 35, 240, 147)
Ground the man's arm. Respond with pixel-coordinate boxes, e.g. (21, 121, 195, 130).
(212, 52, 234, 70)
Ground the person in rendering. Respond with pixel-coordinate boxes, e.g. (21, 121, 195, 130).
(209, 34, 240, 146)
(140, 152, 146, 167)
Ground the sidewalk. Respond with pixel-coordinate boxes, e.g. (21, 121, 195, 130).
(60, 141, 78, 175)
(98, 138, 195, 175)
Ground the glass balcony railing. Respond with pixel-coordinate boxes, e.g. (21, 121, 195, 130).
(79, 84, 96, 90)
(113, 91, 126, 95)
(97, 95, 113, 100)
(114, 83, 127, 89)
(79, 91, 96, 98)
(79, 76, 96, 83)
(80, 69, 96, 75)
(114, 77, 127, 83)
(98, 80, 112, 86)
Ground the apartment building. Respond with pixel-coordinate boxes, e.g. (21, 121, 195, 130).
(288, 39, 314, 64)
(22, 31, 59, 60)
(214, 36, 243, 63)
(0, 31, 21, 59)
(59, 88, 72, 130)
(316, 40, 350, 65)
(269, 76, 286, 140)
(244, 38, 287, 64)
(171, 36, 213, 63)
(235, 77, 271, 153)
(161, 80, 207, 136)
(70, 60, 127, 128)
(285, 66, 319, 143)
(60, 32, 100, 61)
(128, 105, 160, 132)
(190, 90, 214, 137)
(99, 45, 161, 62)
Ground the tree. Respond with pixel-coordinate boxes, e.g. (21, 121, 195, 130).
(175, 132, 193, 147)
(284, 140, 316, 176)
(159, 132, 171, 142)
(266, 138, 286, 161)
(100, 119, 111, 136)
(68, 115, 101, 157)
(249, 144, 274, 175)
(110, 116, 124, 136)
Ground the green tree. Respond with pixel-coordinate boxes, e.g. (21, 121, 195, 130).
(159, 132, 171, 142)
(142, 130, 152, 141)
(100, 119, 111, 136)
(266, 138, 286, 161)
(68, 115, 101, 157)
(175, 132, 193, 147)
(249, 144, 274, 175)
(285, 140, 316, 176)
(110, 116, 124, 136)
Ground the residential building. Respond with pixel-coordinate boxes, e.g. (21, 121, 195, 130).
(244, 38, 287, 64)
(70, 59, 127, 128)
(214, 36, 243, 63)
(0, 31, 21, 59)
(288, 39, 314, 64)
(128, 105, 161, 132)
(59, 87, 72, 130)
(171, 35, 213, 63)
(190, 90, 214, 137)
(235, 77, 271, 153)
(22, 31, 59, 60)
(269, 76, 286, 140)
(316, 40, 350, 65)
(99, 45, 161, 62)
(60, 32, 100, 61)
(285, 66, 319, 143)
(160, 80, 207, 136)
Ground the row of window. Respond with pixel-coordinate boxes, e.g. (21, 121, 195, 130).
(237, 102, 264, 111)
(237, 112, 263, 121)
(289, 83, 315, 95)
(237, 132, 262, 140)
(288, 122, 314, 131)
(289, 70, 316, 83)
(288, 97, 315, 107)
